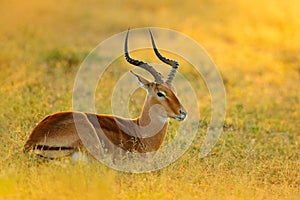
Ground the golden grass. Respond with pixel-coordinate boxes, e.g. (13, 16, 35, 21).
(0, 0, 299, 199)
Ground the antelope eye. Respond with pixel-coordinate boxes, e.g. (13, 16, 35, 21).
(157, 91, 166, 98)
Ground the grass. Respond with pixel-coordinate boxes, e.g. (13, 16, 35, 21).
(0, 0, 299, 199)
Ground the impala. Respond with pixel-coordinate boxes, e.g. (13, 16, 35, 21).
(24, 29, 187, 160)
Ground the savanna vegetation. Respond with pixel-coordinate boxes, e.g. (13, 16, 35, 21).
(0, 0, 299, 199)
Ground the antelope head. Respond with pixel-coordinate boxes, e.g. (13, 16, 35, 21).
(125, 29, 187, 122)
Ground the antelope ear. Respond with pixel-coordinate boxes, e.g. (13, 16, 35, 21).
(130, 70, 151, 89)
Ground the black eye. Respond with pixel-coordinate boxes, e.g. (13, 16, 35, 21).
(157, 91, 166, 98)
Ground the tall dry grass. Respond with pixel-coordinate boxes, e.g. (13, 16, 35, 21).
(0, 0, 299, 199)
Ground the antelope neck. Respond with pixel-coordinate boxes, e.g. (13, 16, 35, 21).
(137, 97, 168, 127)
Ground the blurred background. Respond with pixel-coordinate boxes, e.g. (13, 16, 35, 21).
(0, 0, 299, 199)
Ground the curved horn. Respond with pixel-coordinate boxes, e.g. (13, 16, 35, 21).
(149, 29, 179, 84)
(124, 29, 164, 84)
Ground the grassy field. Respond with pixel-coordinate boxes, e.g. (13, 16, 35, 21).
(0, 0, 299, 199)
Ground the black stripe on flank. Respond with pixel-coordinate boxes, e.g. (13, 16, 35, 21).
(34, 145, 74, 151)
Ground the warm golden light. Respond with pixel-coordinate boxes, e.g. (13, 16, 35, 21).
(0, 0, 299, 199)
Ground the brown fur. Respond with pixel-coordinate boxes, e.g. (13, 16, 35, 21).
(24, 76, 186, 159)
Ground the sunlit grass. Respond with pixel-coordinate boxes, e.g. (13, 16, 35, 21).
(0, 0, 299, 199)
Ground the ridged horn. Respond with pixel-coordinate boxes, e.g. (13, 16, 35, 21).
(124, 28, 164, 84)
(149, 29, 179, 84)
